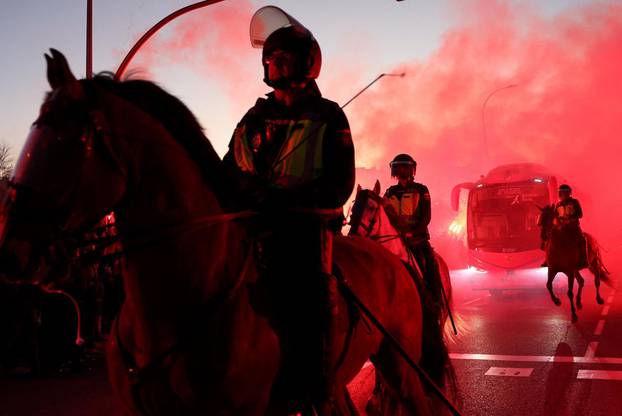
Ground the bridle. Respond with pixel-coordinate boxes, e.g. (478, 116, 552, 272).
(350, 190, 402, 243)
(350, 191, 380, 237)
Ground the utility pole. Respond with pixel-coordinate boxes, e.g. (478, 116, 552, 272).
(86, 0, 93, 79)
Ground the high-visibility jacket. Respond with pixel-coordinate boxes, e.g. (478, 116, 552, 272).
(232, 112, 327, 189)
(384, 180, 431, 240)
(223, 89, 354, 210)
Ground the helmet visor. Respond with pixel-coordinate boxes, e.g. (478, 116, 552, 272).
(249, 6, 305, 48)
(389, 160, 415, 169)
(390, 161, 415, 178)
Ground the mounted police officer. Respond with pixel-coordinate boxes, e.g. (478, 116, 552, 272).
(555, 184, 588, 268)
(223, 7, 354, 414)
(383, 154, 440, 307)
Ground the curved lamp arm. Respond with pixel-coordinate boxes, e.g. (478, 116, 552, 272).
(115, 0, 226, 80)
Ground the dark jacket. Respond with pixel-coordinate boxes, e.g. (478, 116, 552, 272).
(555, 197, 583, 225)
(223, 87, 354, 211)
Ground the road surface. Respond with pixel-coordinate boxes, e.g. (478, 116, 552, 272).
(1, 265, 620, 415)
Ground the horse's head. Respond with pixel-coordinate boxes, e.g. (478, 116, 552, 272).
(537, 204, 556, 233)
(348, 180, 384, 237)
(0, 49, 127, 281)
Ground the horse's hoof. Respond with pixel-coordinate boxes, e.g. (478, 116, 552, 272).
(553, 298, 562, 306)
(572, 314, 578, 323)
(576, 300, 583, 310)
(596, 296, 605, 305)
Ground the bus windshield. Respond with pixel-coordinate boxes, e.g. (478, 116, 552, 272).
(468, 182, 550, 252)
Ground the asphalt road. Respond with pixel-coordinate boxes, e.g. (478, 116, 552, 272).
(1, 263, 621, 415)
(445, 265, 622, 416)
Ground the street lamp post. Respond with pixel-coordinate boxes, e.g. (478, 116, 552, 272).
(341, 72, 406, 109)
(481, 84, 517, 170)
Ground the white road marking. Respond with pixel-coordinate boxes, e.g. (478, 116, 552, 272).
(594, 319, 606, 336)
(485, 367, 533, 377)
(577, 370, 622, 381)
(584, 342, 599, 358)
(449, 353, 622, 365)
(601, 305, 611, 316)
(461, 297, 483, 306)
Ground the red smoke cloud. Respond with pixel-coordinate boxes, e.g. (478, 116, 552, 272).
(130, 0, 265, 115)
(123, 1, 622, 268)
(346, 1, 622, 265)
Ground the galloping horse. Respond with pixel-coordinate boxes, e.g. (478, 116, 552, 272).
(538, 204, 611, 322)
(0, 50, 453, 415)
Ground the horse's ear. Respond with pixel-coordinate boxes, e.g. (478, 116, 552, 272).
(373, 180, 381, 195)
(46, 49, 83, 99)
(356, 184, 362, 194)
(536, 205, 543, 212)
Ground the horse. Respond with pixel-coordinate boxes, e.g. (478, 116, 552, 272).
(347, 181, 457, 414)
(348, 181, 454, 332)
(538, 204, 612, 322)
(0, 49, 454, 415)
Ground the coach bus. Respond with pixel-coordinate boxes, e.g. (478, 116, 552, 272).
(450, 163, 560, 271)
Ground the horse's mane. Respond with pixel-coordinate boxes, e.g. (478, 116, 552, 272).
(84, 72, 235, 207)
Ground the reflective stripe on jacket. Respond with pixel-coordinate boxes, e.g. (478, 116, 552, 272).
(232, 113, 327, 189)
(387, 192, 421, 222)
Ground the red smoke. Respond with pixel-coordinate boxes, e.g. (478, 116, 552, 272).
(130, 0, 265, 114)
(124, 1, 622, 269)
(346, 1, 622, 267)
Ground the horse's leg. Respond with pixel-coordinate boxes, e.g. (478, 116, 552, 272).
(364, 367, 384, 416)
(593, 268, 605, 305)
(334, 387, 359, 416)
(567, 272, 578, 323)
(546, 268, 561, 306)
(373, 341, 432, 416)
(575, 272, 584, 310)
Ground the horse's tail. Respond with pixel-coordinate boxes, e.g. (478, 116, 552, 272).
(436, 254, 453, 314)
(433, 253, 469, 346)
(585, 232, 613, 285)
(405, 263, 458, 402)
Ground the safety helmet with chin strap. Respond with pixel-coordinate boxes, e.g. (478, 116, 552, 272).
(249, 6, 321, 89)
(390, 153, 417, 178)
